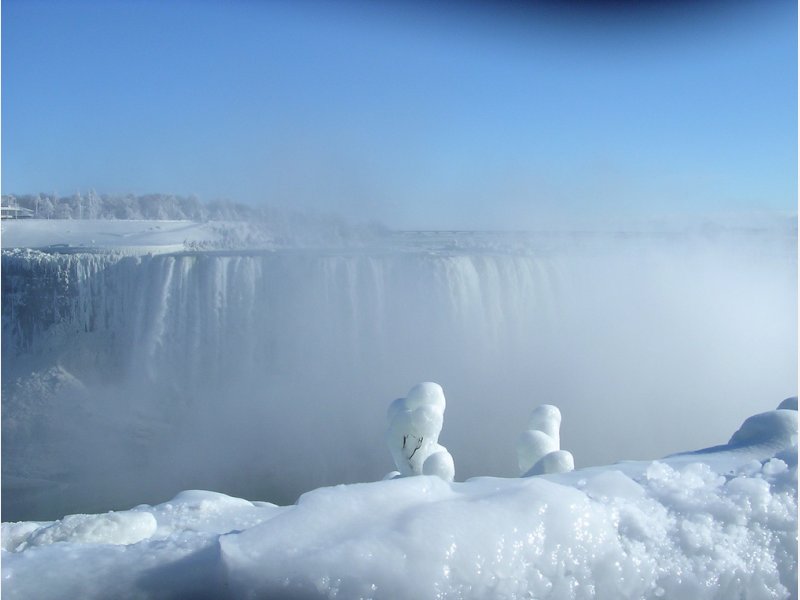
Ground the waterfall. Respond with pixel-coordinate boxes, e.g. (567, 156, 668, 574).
(2, 230, 796, 520)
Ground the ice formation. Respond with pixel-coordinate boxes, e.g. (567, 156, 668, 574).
(386, 382, 455, 482)
(8, 511, 157, 550)
(517, 404, 575, 476)
(1, 404, 796, 600)
(527, 449, 575, 476)
(729, 405, 798, 449)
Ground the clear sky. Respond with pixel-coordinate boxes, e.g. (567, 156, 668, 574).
(2, 0, 797, 229)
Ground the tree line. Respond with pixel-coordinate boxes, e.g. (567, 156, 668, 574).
(0, 192, 262, 221)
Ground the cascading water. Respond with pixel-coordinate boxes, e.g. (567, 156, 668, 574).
(2, 229, 796, 520)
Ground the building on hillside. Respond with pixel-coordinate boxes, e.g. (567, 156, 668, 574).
(1, 204, 35, 219)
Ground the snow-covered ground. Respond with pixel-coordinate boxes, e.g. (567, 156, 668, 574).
(2, 395, 796, 599)
(0, 219, 277, 253)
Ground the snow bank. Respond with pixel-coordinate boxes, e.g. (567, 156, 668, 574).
(0, 219, 228, 254)
(0, 213, 380, 253)
(2, 402, 796, 600)
(14, 511, 157, 550)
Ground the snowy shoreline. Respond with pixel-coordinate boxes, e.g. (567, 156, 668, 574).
(3, 217, 796, 255)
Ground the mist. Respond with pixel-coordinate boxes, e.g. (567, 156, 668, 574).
(3, 222, 795, 521)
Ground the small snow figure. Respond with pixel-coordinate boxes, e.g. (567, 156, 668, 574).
(386, 382, 455, 482)
(517, 404, 575, 477)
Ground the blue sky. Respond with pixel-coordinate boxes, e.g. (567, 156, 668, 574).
(2, 0, 796, 229)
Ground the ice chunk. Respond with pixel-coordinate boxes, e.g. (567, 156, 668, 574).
(1, 521, 47, 552)
(19, 511, 156, 549)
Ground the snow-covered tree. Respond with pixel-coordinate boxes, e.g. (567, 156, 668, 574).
(84, 190, 102, 219)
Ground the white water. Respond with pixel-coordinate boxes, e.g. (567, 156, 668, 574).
(2, 229, 796, 519)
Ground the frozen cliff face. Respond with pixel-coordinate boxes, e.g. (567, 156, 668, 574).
(1, 228, 796, 520)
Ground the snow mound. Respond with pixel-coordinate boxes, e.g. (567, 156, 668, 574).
(1, 405, 797, 600)
(729, 409, 797, 449)
(221, 438, 797, 600)
(4, 511, 157, 551)
(166, 489, 255, 510)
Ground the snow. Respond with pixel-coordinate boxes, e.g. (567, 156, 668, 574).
(1, 219, 227, 254)
(2, 397, 796, 600)
(14, 511, 157, 549)
(386, 383, 455, 481)
(422, 448, 457, 481)
(518, 405, 575, 477)
(517, 429, 558, 473)
(729, 409, 798, 449)
(527, 404, 563, 447)
(0, 215, 380, 253)
(526, 449, 575, 477)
